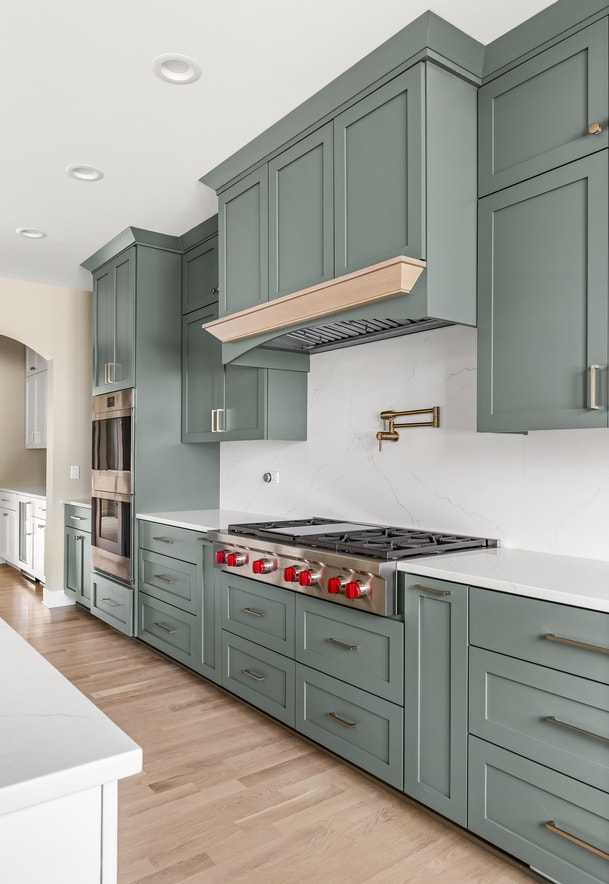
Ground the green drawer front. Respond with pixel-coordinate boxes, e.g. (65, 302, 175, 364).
(221, 632, 295, 726)
(138, 593, 197, 668)
(469, 737, 609, 884)
(138, 549, 197, 614)
(221, 572, 295, 656)
(295, 664, 403, 789)
(470, 648, 609, 793)
(91, 573, 134, 636)
(470, 588, 609, 685)
(295, 595, 403, 704)
(138, 520, 201, 564)
(65, 504, 91, 533)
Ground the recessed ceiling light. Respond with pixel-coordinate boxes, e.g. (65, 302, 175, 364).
(16, 227, 47, 239)
(66, 164, 104, 181)
(153, 53, 201, 85)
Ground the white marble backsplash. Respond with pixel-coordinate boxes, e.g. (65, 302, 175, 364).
(219, 325, 609, 561)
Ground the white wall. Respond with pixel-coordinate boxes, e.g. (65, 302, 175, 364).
(0, 278, 91, 602)
(220, 325, 609, 562)
(0, 337, 46, 487)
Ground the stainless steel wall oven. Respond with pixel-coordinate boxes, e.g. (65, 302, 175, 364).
(91, 388, 134, 584)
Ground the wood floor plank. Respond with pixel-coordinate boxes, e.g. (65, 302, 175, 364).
(0, 565, 535, 882)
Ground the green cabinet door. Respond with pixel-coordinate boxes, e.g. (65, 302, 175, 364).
(182, 235, 219, 314)
(182, 304, 220, 442)
(92, 247, 136, 393)
(478, 153, 609, 433)
(334, 65, 425, 276)
(198, 540, 220, 684)
(218, 167, 268, 316)
(479, 20, 609, 196)
(64, 525, 91, 609)
(269, 123, 334, 299)
(403, 574, 468, 826)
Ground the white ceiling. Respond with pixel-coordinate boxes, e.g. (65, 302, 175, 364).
(2, 0, 555, 291)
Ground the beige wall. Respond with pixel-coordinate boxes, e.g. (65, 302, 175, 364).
(0, 278, 91, 603)
(0, 336, 46, 487)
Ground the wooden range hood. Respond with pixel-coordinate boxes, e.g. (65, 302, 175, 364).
(202, 256, 441, 364)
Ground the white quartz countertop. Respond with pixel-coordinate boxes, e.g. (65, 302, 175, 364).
(0, 618, 142, 817)
(398, 547, 609, 612)
(63, 498, 91, 508)
(0, 485, 45, 499)
(136, 509, 274, 532)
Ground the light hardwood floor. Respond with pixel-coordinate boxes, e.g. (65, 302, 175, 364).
(0, 566, 534, 883)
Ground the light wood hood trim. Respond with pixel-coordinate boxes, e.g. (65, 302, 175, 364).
(203, 255, 426, 343)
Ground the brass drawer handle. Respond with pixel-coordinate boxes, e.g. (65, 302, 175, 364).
(243, 607, 266, 617)
(327, 712, 357, 729)
(153, 574, 176, 585)
(327, 637, 358, 651)
(544, 633, 609, 655)
(412, 583, 451, 597)
(546, 821, 609, 862)
(153, 621, 177, 635)
(152, 536, 174, 544)
(72, 535, 84, 541)
(242, 669, 265, 682)
(545, 716, 609, 746)
(101, 597, 120, 607)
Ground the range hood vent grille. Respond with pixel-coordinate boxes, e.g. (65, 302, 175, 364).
(262, 317, 450, 354)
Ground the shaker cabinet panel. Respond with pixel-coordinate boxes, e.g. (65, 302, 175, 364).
(92, 248, 136, 393)
(479, 20, 609, 196)
(218, 167, 268, 317)
(182, 305, 220, 442)
(403, 574, 469, 826)
(478, 153, 609, 433)
(269, 123, 334, 299)
(182, 236, 219, 314)
(334, 65, 425, 275)
(25, 370, 47, 449)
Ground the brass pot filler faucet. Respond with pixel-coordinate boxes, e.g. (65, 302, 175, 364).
(376, 406, 440, 451)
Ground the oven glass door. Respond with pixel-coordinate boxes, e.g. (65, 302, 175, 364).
(92, 415, 131, 473)
(91, 495, 132, 584)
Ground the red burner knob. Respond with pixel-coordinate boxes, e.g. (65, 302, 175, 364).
(215, 550, 226, 565)
(226, 552, 246, 568)
(299, 570, 312, 586)
(345, 580, 367, 600)
(253, 558, 276, 575)
(327, 577, 343, 594)
(284, 566, 297, 582)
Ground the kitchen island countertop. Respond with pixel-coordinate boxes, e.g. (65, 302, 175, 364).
(399, 547, 609, 613)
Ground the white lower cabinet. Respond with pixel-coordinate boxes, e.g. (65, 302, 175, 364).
(0, 491, 18, 565)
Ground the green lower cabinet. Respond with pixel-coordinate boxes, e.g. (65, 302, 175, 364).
(90, 572, 134, 636)
(295, 663, 404, 789)
(221, 631, 295, 726)
(138, 548, 198, 614)
(477, 152, 609, 433)
(220, 572, 295, 657)
(137, 593, 197, 670)
(469, 736, 609, 884)
(198, 540, 220, 684)
(403, 574, 468, 826)
(64, 524, 91, 609)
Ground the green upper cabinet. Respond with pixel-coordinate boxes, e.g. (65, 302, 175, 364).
(92, 247, 136, 393)
(334, 66, 424, 275)
(182, 304, 307, 443)
(269, 123, 334, 299)
(182, 236, 219, 314)
(479, 19, 609, 196)
(478, 152, 608, 433)
(218, 167, 268, 316)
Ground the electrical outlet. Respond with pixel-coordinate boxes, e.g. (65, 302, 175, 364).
(70, 465, 80, 479)
(262, 471, 279, 484)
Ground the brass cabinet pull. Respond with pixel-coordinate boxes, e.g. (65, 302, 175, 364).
(588, 121, 603, 135)
(211, 408, 217, 432)
(101, 597, 120, 607)
(327, 712, 357, 729)
(152, 536, 174, 544)
(211, 286, 219, 294)
(72, 535, 84, 541)
(327, 637, 358, 651)
(588, 364, 602, 410)
(544, 633, 609, 655)
(70, 515, 86, 520)
(243, 607, 265, 618)
(242, 668, 265, 682)
(412, 582, 451, 597)
(153, 574, 176, 585)
(153, 621, 176, 635)
(546, 821, 609, 861)
(545, 716, 609, 745)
